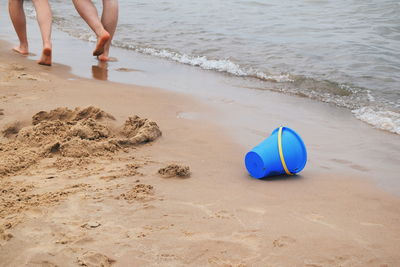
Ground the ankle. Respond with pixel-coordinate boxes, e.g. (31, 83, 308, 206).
(19, 42, 28, 50)
(102, 50, 109, 57)
(43, 42, 52, 50)
(98, 29, 110, 38)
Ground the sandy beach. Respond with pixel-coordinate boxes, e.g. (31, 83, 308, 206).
(1, 32, 400, 267)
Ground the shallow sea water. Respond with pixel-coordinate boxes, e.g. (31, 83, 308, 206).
(19, 0, 400, 134)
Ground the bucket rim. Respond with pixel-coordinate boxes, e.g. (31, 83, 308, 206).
(272, 126, 307, 174)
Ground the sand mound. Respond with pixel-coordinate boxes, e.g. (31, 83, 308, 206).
(115, 115, 162, 145)
(32, 106, 115, 125)
(158, 164, 190, 178)
(0, 106, 161, 176)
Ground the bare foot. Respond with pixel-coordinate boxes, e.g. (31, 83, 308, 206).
(97, 55, 118, 62)
(98, 54, 109, 62)
(38, 47, 52, 66)
(93, 31, 110, 56)
(12, 46, 29, 56)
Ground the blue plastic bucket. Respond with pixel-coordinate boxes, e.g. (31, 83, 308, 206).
(245, 127, 307, 178)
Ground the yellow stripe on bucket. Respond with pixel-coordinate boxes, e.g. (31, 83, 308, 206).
(278, 127, 293, 175)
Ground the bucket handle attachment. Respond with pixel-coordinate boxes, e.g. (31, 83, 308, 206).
(278, 127, 293, 175)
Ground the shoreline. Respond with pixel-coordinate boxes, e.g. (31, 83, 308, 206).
(1, 12, 399, 195)
(17, 0, 400, 136)
(1, 8, 400, 265)
(23, 0, 400, 136)
(1, 9, 399, 137)
(1, 38, 400, 265)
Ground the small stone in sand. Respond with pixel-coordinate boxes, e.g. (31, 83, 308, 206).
(158, 164, 190, 178)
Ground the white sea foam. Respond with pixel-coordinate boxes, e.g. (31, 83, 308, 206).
(127, 46, 293, 83)
(138, 45, 400, 136)
(352, 107, 400, 135)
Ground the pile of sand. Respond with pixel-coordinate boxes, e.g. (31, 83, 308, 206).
(158, 164, 190, 178)
(0, 106, 162, 176)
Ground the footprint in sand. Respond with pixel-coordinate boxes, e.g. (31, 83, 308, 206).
(331, 158, 352, 164)
(304, 254, 354, 267)
(214, 210, 234, 219)
(330, 158, 369, 172)
(319, 165, 331, 170)
(77, 251, 115, 267)
(0, 108, 4, 116)
(305, 213, 337, 229)
(137, 223, 175, 238)
(349, 164, 369, 172)
(0, 231, 13, 241)
(17, 73, 47, 81)
(28, 259, 58, 267)
(11, 64, 26, 71)
(0, 93, 18, 102)
(304, 262, 323, 267)
(272, 236, 296, 248)
(158, 253, 180, 262)
(208, 256, 245, 266)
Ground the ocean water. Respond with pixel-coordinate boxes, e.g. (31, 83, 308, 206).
(25, 0, 400, 134)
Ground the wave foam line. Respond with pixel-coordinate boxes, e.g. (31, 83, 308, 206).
(114, 43, 293, 83)
(352, 107, 400, 135)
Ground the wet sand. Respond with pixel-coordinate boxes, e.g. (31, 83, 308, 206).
(1, 37, 400, 266)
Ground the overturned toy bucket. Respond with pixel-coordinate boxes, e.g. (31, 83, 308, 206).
(245, 127, 307, 178)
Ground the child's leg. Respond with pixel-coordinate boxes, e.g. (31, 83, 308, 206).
(99, 0, 118, 61)
(32, 0, 52, 65)
(72, 0, 110, 56)
(8, 0, 29, 55)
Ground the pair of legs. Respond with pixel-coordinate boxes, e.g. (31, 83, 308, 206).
(8, 0, 52, 66)
(72, 0, 118, 61)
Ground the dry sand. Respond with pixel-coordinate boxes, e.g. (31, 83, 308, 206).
(1, 41, 400, 266)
